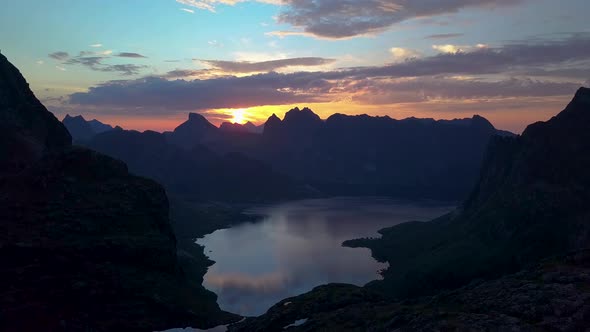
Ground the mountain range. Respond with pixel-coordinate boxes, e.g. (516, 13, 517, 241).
(72, 105, 512, 203)
(62, 114, 120, 142)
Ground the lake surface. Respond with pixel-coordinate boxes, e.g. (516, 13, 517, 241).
(197, 198, 454, 316)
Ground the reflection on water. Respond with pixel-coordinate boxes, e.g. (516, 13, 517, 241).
(197, 198, 453, 316)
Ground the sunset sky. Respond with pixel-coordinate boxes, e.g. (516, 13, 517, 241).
(1, 0, 589, 133)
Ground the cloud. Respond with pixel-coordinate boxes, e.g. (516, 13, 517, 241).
(55, 66, 67, 71)
(389, 48, 421, 62)
(69, 73, 327, 110)
(80, 50, 113, 56)
(175, 0, 282, 13)
(57, 52, 148, 75)
(36, 60, 44, 65)
(96, 64, 148, 75)
(49, 52, 69, 60)
(65, 56, 104, 67)
(172, 0, 522, 39)
(90, 43, 103, 48)
(208, 40, 224, 47)
(116, 52, 148, 58)
(351, 77, 580, 105)
(272, 0, 524, 39)
(180, 8, 195, 13)
(200, 57, 336, 73)
(425, 33, 464, 40)
(68, 34, 590, 112)
(432, 44, 488, 54)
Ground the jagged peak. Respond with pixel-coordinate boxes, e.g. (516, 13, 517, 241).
(266, 113, 281, 123)
(470, 114, 495, 129)
(188, 112, 208, 121)
(522, 86, 590, 138)
(0, 53, 71, 150)
(572, 86, 590, 103)
(284, 106, 321, 123)
(63, 114, 87, 121)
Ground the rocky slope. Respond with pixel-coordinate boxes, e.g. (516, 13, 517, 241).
(0, 52, 239, 331)
(230, 250, 590, 331)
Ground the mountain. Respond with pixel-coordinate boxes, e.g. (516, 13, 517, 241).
(62, 114, 115, 142)
(220, 121, 264, 134)
(0, 53, 238, 330)
(163, 107, 509, 201)
(231, 109, 506, 201)
(165, 112, 220, 149)
(88, 118, 114, 133)
(230, 88, 590, 331)
(85, 128, 309, 203)
(349, 87, 590, 298)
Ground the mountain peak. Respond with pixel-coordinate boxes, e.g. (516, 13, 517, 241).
(572, 86, 590, 103)
(176, 112, 216, 130)
(283, 106, 321, 124)
(471, 114, 495, 130)
(188, 112, 208, 122)
(0, 53, 71, 162)
(266, 113, 282, 124)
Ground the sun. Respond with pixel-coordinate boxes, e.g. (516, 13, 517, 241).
(231, 108, 246, 124)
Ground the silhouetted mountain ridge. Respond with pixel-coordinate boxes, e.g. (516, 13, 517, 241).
(86, 128, 309, 202)
(229, 108, 507, 200)
(165, 112, 220, 148)
(0, 53, 238, 331)
(62, 114, 116, 142)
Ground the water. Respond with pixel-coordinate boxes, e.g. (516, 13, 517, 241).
(197, 198, 453, 316)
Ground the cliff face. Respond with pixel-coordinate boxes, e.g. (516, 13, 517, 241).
(0, 53, 238, 330)
(0, 54, 71, 175)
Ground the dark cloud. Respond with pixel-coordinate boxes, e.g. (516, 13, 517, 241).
(116, 52, 148, 58)
(65, 56, 103, 67)
(53, 52, 147, 76)
(96, 64, 148, 75)
(160, 69, 216, 79)
(68, 34, 589, 111)
(351, 77, 580, 105)
(200, 57, 336, 73)
(69, 73, 328, 110)
(48, 52, 69, 60)
(425, 33, 465, 40)
(275, 0, 523, 39)
(350, 34, 590, 78)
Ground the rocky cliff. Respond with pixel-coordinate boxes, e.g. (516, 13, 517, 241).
(0, 52, 238, 331)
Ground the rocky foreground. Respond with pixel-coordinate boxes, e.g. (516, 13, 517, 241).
(231, 250, 590, 331)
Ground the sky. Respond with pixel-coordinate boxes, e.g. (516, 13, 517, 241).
(0, 0, 589, 133)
